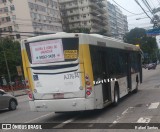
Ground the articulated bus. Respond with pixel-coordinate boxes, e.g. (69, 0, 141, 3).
(21, 33, 142, 112)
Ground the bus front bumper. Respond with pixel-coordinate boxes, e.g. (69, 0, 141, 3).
(29, 98, 95, 112)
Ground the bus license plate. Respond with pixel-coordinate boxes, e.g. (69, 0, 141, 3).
(53, 93, 64, 99)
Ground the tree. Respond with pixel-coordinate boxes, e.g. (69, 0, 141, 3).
(0, 37, 22, 83)
(97, 29, 108, 36)
(66, 28, 90, 34)
(123, 28, 158, 63)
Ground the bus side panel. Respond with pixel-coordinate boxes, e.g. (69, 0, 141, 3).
(79, 45, 85, 88)
(117, 77, 128, 98)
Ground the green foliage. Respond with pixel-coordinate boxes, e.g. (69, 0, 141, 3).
(0, 37, 22, 82)
(97, 29, 107, 36)
(66, 28, 90, 34)
(123, 28, 158, 63)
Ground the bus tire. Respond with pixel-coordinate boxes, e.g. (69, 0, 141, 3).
(113, 86, 119, 106)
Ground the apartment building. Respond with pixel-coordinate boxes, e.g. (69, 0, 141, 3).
(0, 0, 62, 39)
(106, 1, 128, 40)
(58, 0, 108, 33)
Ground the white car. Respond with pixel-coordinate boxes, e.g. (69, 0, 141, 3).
(0, 89, 18, 110)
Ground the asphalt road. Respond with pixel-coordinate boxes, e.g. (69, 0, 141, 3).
(1, 66, 160, 132)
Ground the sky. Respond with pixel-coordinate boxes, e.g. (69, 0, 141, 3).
(107, 0, 160, 30)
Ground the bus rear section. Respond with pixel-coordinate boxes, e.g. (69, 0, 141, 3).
(21, 37, 95, 112)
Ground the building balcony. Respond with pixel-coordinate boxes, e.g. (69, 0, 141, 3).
(59, 0, 74, 4)
(0, 21, 13, 28)
(89, 3, 106, 14)
(91, 22, 103, 29)
(60, 5, 78, 10)
(97, 2, 106, 7)
(97, 14, 107, 20)
(89, 8, 99, 16)
(89, 0, 105, 2)
(61, 11, 79, 17)
(90, 15, 101, 22)
(68, 19, 82, 23)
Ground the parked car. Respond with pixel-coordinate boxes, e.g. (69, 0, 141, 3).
(142, 64, 148, 69)
(0, 89, 18, 110)
(148, 63, 157, 70)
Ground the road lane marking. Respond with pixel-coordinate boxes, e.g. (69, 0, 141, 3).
(137, 117, 152, 123)
(53, 116, 78, 129)
(109, 107, 134, 127)
(25, 112, 55, 123)
(148, 102, 159, 109)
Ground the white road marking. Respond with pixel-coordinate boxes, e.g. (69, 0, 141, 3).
(53, 117, 77, 129)
(109, 107, 134, 127)
(112, 107, 133, 124)
(25, 112, 55, 123)
(148, 102, 159, 109)
(137, 117, 152, 123)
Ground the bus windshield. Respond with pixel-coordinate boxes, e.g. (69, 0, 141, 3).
(25, 38, 79, 64)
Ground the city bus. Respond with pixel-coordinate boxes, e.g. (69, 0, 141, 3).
(21, 32, 142, 112)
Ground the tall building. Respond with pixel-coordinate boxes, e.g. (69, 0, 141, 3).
(58, 0, 108, 33)
(106, 1, 128, 40)
(0, 0, 62, 39)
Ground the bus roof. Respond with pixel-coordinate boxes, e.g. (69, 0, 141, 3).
(23, 32, 140, 52)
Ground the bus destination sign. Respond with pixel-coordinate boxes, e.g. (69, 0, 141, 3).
(64, 50, 78, 59)
(30, 39, 64, 64)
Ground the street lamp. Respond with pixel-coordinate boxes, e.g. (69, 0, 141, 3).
(136, 17, 149, 20)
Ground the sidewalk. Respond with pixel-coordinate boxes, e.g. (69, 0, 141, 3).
(7, 89, 28, 97)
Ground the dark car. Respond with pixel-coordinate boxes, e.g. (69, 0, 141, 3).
(148, 63, 157, 70)
(0, 89, 18, 110)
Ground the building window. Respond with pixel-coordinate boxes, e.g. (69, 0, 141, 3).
(8, 26, 12, 31)
(70, 10, 73, 13)
(6, 17, 11, 22)
(4, 7, 8, 12)
(12, 15, 16, 20)
(10, 5, 15, 11)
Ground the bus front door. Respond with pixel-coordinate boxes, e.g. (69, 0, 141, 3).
(126, 53, 132, 92)
(100, 52, 111, 103)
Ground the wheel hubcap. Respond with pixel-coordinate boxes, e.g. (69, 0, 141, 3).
(11, 101, 16, 109)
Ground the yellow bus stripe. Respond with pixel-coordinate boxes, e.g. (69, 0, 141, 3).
(23, 49, 34, 91)
(82, 44, 94, 87)
(79, 45, 85, 88)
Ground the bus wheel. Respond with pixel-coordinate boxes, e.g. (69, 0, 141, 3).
(113, 87, 119, 106)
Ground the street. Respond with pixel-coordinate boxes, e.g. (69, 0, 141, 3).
(1, 66, 160, 132)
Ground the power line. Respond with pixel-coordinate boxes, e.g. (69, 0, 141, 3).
(134, 0, 153, 21)
(157, 0, 160, 5)
(112, 0, 140, 15)
(148, 0, 155, 8)
(141, 0, 152, 13)
(142, 0, 154, 15)
(127, 11, 150, 17)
